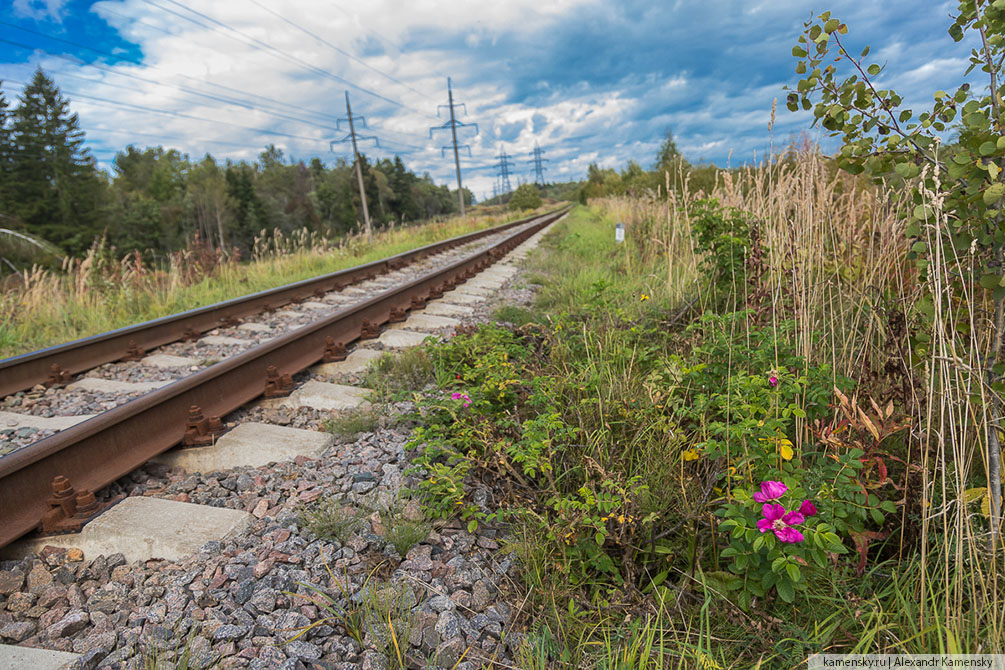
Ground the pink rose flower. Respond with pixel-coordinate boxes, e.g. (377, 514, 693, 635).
(752, 480, 788, 503)
(756, 503, 805, 543)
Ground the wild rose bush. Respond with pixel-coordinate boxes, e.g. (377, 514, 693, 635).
(718, 480, 847, 608)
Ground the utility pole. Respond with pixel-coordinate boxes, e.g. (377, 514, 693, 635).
(430, 77, 478, 216)
(345, 92, 371, 242)
(494, 145, 514, 195)
(331, 91, 378, 242)
(529, 143, 549, 185)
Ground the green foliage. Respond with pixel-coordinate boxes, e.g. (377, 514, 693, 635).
(7, 69, 105, 255)
(689, 199, 755, 301)
(322, 405, 380, 439)
(299, 497, 364, 544)
(0, 71, 470, 264)
(509, 183, 543, 210)
(379, 505, 431, 557)
(788, 4, 1004, 330)
(363, 347, 434, 400)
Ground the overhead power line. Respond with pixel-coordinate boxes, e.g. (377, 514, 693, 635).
(141, 0, 432, 118)
(1, 78, 327, 145)
(244, 0, 437, 104)
(0, 23, 347, 128)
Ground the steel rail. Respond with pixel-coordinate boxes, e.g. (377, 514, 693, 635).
(0, 207, 569, 549)
(0, 208, 564, 398)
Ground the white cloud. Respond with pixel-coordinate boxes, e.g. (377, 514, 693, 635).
(12, 0, 69, 22)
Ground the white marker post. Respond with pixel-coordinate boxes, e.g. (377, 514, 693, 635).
(615, 222, 625, 243)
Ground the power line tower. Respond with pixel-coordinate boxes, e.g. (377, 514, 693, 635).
(331, 91, 378, 241)
(528, 143, 549, 185)
(430, 77, 478, 216)
(494, 145, 514, 195)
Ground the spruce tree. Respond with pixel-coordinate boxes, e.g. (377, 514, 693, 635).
(0, 82, 13, 219)
(10, 68, 105, 253)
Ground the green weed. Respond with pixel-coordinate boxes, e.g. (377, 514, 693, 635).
(322, 405, 380, 439)
(363, 347, 434, 400)
(298, 497, 364, 544)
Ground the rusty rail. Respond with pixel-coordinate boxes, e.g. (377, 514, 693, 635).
(0, 208, 565, 398)
(0, 207, 569, 549)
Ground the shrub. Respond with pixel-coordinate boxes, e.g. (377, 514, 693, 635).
(509, 183, 543, 211)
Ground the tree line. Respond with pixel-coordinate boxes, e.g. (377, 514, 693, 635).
(0, 68, 473, 265)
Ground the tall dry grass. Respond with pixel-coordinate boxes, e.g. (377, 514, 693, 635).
(595, 148, 1003, 651)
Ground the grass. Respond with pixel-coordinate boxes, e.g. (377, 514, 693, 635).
(322, 405, 381, 439)
(0, 205, 554, 359)
(379, 499, 431, 557)
(298, 496, 364, 544)
(390, 147, 1005, 668)
(363, 347, 434, 401)
(140, 630, 218, 670)
(285, 553, 424, 670)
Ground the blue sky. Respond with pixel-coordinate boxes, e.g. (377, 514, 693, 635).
(0, 0, 974, 200)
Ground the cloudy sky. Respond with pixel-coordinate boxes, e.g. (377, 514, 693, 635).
(0, 0, 975, 200)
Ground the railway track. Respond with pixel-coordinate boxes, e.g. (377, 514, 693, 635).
(0, 206, 568, 552)
(0, 209, 555, 400)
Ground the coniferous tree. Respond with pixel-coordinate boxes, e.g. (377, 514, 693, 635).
(0, 82, 14, 219)
(10, 68, 105, 253)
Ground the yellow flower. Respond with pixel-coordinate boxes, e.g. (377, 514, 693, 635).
(683, 449, 700, 461)
(640, 294, 650, 301)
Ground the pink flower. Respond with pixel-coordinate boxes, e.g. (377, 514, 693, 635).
(756, 503, 805, 543)
(450, 392, 471, 408)
(798, 500, 818, 517)
(768, 375, 779, 388)
(752, 480, 788, 503)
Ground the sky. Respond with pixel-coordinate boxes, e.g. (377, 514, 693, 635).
(0, 0, 976, 201)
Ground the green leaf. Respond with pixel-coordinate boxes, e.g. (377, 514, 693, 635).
(980, 273, 1002, 290)
(594, 532, 605, 546)
(771, 556, 786, 573)
(867, 64, 881, 76)
(792, 46, 807, 57)
(984, 183, 1005, 206)
(911, 241, 928, 254)
(824, 18, 840, 33)
(870, 507, 884, 525)
(786, 563, 802, 582)
(981, 141, 998, 156)
(467, 519, 478, 533)
(776, 578, 795, 603)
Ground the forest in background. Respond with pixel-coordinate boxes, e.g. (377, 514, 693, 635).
(0, 68, 481, 266)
